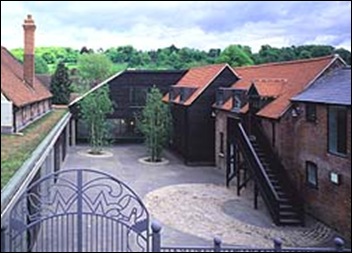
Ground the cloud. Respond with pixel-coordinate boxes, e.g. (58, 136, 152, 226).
(1, 1, 350, 52)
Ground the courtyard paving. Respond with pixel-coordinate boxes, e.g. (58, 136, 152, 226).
(63, 144, 341, 248)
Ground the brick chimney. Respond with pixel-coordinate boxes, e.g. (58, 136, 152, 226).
(23, 14, 36, 87)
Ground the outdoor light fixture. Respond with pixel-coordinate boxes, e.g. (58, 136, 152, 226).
(291, 105, 301, 118)
(330, 172, 341, 185)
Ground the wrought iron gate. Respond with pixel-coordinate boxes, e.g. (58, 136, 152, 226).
(8, 169, 150, 252)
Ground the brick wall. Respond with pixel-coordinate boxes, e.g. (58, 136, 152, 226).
(273, 104, 351, 240)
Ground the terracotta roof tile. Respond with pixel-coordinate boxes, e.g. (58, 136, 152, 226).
(221, 55, 337, 119)
(1, 46, 52, 107)
(251, 79, 287, 98)
(165, 64, 237, 106)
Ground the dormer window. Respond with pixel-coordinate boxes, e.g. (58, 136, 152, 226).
(169, 88, 176, 101)
(216, 89, 224, 106)
(234, 95, 241, 110)
(232, 89, 246, 111)
(180, 88, 186, 102)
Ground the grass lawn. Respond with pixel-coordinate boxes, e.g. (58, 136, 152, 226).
(1, 108, 67, 189)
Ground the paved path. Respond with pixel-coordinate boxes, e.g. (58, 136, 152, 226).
(63, 144, 338, 248)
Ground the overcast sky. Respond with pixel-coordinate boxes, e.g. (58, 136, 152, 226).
(1, 1, 351, 52)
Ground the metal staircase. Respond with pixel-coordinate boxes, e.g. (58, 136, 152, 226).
(234, 121, 304, 226)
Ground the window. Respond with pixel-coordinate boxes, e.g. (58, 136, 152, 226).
(306, 161, 318, 188)
(130, 87, 147, 106)
(219, 132, 224, 155)
(233, 95, 241, 110)
(328, 106, 347, 155)
(305, 103, 316, 122)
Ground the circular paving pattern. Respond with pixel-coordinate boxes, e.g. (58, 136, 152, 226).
(145, 183, 333, 247)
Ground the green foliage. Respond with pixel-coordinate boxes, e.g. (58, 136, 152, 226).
(35, 55, 49, 74)
(77, 53, 114, 86)
(217, 45, 254, 66)
(137, 87, 171, 162)
(334, 48, 351, 65)
(50, 62, 72, 104)
(9, 44, 351, 72)
(79, 86, 113, 154)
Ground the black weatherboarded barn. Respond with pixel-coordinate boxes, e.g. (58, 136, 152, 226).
(164, 64, 239, 165)
(70, 69, 186, 142)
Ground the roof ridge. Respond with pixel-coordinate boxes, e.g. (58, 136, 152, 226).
(234, 55, 335, 70)
(188, 63, 227, 70)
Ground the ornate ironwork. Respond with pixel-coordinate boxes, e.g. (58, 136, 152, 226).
(9, 169, 149, 252)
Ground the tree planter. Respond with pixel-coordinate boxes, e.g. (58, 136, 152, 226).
(78, 149, 113, 158)
(138, 157, 169, 166)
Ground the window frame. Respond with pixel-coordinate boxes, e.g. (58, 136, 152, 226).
(219, 132, 224, 155)
(306, 161, 318, 189)
(305, 103, 317, 122)
(328, 106, 347, 156)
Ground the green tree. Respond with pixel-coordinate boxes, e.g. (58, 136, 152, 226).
(79, 86, 113, 154)
(77, 53, 114, 86)
(298, 50, 312, 59)
(137, 87, 171, 162)
(217, 45, 254, 67)
(50, 62, 72, 104)
(35, 56, 49, 74)
(257, 45, 281, 63)
(334, 48, 351, 65)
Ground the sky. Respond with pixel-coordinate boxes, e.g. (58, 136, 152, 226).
(1, 1, 351, 53)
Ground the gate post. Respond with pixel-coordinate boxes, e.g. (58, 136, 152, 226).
(334, 237, 344, 252)
(273, 238, 282, 251)
(213, 237, 222, 252)
(152, 221, 162, 252)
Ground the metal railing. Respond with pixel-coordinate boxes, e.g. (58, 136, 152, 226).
(251, 119, 305, 224)
(152, 222, 350, 252)
(234, 122, 280, 224)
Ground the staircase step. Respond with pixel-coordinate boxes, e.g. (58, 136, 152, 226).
(279, 218, 302, 225)
(279, 211, 299, 217)
(270, 180, 279, 185)
(279, 204, 294, 210)
(274, 186, 283, 191)
(278, 198, 291, 203)
(276, 191, 287, 197)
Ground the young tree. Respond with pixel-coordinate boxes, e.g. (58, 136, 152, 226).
(77, 53, 114, 87)
(50, 62, 72, 104)
(79, 86, 113, 154)
(137, 87, 171, 162)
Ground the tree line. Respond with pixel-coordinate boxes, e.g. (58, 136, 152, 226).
(11, 44, 351, 75)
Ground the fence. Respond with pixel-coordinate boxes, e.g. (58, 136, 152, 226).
(151, 222, 350, 253)
(1, 112, 71, 252)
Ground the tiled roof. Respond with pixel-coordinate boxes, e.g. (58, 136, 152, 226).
(220, 55, 338, 119)
(164, 64, 237, 106)
(251, 79, 287, 98)
(1, 46, 52, 107)
(292, 67, 351, 106)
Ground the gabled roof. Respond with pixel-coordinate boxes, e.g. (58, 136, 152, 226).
(219, 55, 340, 119)
(69, 69, 186, 106)
(164, 63, 239, 106)
(1, 46, 52, 107)
(292, 67, 351, 106)
(248, 79, 287, 98)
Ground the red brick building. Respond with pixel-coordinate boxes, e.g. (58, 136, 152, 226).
(1, 15, 52, 133)
(214, 55, 351, 238)
(291, 67, 351, 240)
